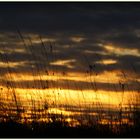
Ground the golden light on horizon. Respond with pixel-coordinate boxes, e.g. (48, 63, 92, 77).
(0, 84, 137, 110)
(3, 69, 126, 84)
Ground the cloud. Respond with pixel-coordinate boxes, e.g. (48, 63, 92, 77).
(0, 78, 139, 92)
(0, 3, 139, 89)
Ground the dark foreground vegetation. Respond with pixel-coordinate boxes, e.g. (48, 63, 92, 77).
(0, 120, 140, 138)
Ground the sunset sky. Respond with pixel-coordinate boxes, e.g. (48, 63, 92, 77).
(0, 3, 140, 111)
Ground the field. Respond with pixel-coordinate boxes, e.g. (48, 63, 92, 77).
(0, 2, 140, 138)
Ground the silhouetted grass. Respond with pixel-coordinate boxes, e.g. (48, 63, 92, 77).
(0, 30, 140, 138)
(0, 119, 140, 138)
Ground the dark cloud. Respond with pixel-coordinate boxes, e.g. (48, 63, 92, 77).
(0, 2, 140, 34)
(0, 78, 139, 92)
(0, 2, 139, 91)
(104, 32, 140, 50)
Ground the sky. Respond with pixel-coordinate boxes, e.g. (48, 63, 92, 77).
(0, 2, 140, 108)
